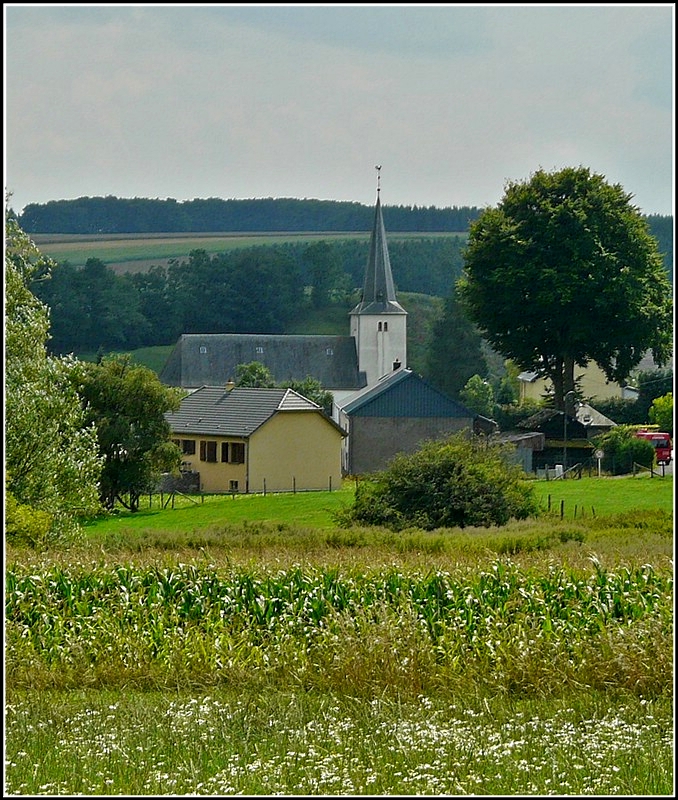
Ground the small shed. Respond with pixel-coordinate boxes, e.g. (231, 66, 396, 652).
(517, 403, 616, 470)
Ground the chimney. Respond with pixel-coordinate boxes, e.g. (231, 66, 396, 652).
(225, 379, 235, 392)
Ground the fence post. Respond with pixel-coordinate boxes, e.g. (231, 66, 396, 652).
(560, 500, 564, 520)
(263, 479, 267, 496)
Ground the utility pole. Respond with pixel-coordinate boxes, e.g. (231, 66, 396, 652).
(562, 390, 577, 474)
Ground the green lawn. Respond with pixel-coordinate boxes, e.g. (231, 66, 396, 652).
(83, 474, 673, 537)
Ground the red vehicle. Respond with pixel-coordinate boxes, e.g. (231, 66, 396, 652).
(634, 430, 673, 465)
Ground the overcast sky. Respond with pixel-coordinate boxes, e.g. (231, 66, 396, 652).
(4, 3, 674, 216)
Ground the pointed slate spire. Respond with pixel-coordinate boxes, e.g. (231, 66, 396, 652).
(353, 169, 406, 315)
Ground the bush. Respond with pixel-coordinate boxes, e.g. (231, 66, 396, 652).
(336, 433, 541, 530)
(4, 491, 53, 547)
(593, 426, 655, 475)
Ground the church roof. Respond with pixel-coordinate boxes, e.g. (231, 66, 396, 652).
(350, 194, 407, 316)
(160, 333, 366, 390)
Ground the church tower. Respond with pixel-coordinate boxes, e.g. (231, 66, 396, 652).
(350, 169, 407, 387)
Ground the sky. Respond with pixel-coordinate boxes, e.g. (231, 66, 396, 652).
(4, 3, 674, 217)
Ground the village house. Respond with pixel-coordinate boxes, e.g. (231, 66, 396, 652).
(516, 349, 670, 406)
(517, 402, 616, 472)
(164, 385, 345, 494)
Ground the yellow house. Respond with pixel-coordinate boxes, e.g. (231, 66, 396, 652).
(517, 352, 669, 405)
(165, 386, 346, 494)
(518, 364, 639, 404)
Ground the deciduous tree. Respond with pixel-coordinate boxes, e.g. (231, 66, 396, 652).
(71, 354, 183, 511)
(649, 393, 673, 435)
(5, 211, 103, 543)
(457, 167, 673, 410)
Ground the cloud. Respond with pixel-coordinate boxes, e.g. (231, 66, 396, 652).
(4, 4, 673, 215)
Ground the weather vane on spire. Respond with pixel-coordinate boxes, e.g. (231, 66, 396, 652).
(375, 165, 382, 194)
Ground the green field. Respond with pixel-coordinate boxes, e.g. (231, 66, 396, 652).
(33, 230, 463, 273)
(5, 473, 673, 795)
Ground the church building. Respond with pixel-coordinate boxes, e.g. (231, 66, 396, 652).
(159, 178, 408, 412)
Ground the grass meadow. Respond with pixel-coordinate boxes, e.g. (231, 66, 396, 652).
(4, 475, 674, 795)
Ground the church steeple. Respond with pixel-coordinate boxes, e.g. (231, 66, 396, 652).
(350, 168, 407, 386)
(352, 166, 405, 314)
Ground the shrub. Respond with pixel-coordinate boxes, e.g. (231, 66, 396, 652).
(336, 433, 541, 530)
(593, 426, 655, 475)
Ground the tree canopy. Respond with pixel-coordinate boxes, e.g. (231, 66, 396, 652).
(235, 361, 334, 414)
(4, 211, 103, 543)
(457, 167, 673, 410)
(71, 354, 183, 511)
(426, 292, 488, 399)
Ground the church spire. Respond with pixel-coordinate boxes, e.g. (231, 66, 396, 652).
(354, 167, 404, 313)
(349, 168, 407, 386)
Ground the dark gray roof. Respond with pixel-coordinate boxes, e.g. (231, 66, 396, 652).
(165, 386, 344, 438)
(340, 367, 476, 419)
(160, 333, 365, 390)
(518, 403, 616, 431)
(350, 194, 407, 317)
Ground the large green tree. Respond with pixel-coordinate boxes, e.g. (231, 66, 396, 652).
(71, 354, 183, 511)
(5, 212, 103, 543)
(457, 167, 673, 410)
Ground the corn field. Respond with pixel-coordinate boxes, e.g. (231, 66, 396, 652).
(6, 558, 672, 696)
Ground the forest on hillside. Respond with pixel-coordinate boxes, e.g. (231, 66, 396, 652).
(16, 196, 483, 234)
(32, 237, 466, 356)
(15, 196, 673, 279)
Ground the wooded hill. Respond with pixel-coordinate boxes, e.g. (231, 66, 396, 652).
(17, 196, 483, 234)
(16, 196, 672, 279)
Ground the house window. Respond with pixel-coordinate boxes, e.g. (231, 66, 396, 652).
(326, 347, 333, 356)
(383, 321, 388, 331)
(255, 346, 264, 354)
(199, 345, 207, 354)
(378, 322, 382, 331)
(221, 442, 229, 463)
(181, 439, 196, 455)
(200, 440, 217, 462)
(230, 442, 245, 463)
(229, 480, 239, 492)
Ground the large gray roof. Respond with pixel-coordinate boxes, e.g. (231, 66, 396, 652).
(165, 386, 344, 438)
(160, 333, 365, 390)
